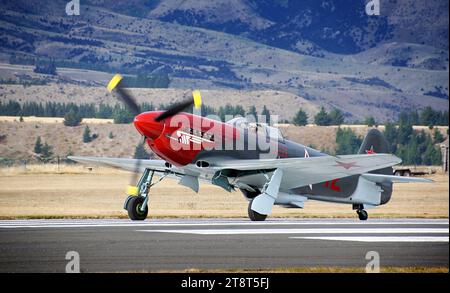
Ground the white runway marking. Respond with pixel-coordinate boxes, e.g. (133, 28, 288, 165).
(0, 219, 447, 229)
(291, 236, 449, 243)
(138, 228, 449, 235)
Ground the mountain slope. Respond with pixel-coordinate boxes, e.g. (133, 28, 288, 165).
(0, 0, 448, 122)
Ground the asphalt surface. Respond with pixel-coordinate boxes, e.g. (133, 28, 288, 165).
(0, 218, 448, 272)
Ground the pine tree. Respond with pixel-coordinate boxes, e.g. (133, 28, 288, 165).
(134, 143, 149, 159)
(40, 142, 53, 163)
(247, 106, 258, 120)
(83, 126, 92, 143)
(34, 136, 43, 154)
(433, 128, 444, 144)
(335, 128, 362, 155)
(329, 108, 345, 125)
(314, 107, 331, 126)
(364, 116, 376, 127)
(64, 108, 82, 127)
(261, 105, 270, 124)
(292, 109, 308, 126)
(108, 131, 114, 139)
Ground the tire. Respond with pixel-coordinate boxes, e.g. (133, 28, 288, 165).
(357, 209, 368, 221)
(127, 196, 148, 221)
(248, 200, 267, 221)
(394, 171, 402, 176)
(403, 170, 411, 177)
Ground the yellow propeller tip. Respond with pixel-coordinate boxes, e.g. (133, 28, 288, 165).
(107, 74, 123, 92)
(192, 90, 202, 109)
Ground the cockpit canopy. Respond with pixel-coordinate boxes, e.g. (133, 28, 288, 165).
(226, 117, 285, 142)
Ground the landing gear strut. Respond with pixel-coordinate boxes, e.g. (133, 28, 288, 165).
(124, 169, 168, 221)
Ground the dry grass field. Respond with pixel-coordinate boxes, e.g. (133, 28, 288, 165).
(0, 165, 447, 219)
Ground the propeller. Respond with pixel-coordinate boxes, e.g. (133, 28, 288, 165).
(108, 74, 202, 123)
(107, 74, 140, 115)
(106, 74, 203, 195)
(155, 90, 202, 122)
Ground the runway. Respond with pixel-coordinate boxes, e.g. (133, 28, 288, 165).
(0, 218, 448, 272)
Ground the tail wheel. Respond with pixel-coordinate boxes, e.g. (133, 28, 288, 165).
(127, 196, 148, 221)
(357, 209, 368, 221)
(248, 200, 267, 221)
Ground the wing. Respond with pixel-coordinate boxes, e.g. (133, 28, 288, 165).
(68, 156, 185, 176)
(210, 154, 402, 189)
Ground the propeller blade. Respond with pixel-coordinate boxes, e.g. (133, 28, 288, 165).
(154, 90, 202, 122)
(107, 74, 141, 116)
(129, 136, 147, 187)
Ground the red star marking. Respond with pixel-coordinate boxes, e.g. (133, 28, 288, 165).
(334, 161, 359, 170)
(365, 146, 376, 154)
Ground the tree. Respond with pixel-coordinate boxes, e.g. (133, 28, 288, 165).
(261, 105, 270, 124)
(113, 107, 134, 124)
(335, 128, 362, 155)
(314, 107, 331, 126)
(383, 122, 398, 153)
(397, 119, 413, 145)
(364, 116, 376, 127)
(40, 142, 53, 163)
(329, 108, 345, 125)
(433, 128, 444, 144)
(34, 60, 57, 75)
(108, 131, 114, 139)
(64, 108, 82, 126)
(247, 106, 257, 120)
(292, 109, 308, 126)
(420, 106, 436, 127)
(83, 126, 92, 143)
(134, 143, 149, 159)
(34, 136, 43, 154)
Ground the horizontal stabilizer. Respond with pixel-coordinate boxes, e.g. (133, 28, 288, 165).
(362, 173, 433, 183)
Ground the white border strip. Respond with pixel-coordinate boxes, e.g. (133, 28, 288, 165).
(290, 236, 449, 243)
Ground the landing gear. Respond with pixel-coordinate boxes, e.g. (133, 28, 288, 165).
(248, 199, 267, 221)
(124, 169, 169, 221)
(353, 204, 368, 221)
(357, 209, 368, 221)
(127, 196, 148, 220)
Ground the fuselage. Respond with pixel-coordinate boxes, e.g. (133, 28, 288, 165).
(133, 111, 392, 206)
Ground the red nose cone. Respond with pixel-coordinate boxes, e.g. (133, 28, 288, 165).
(133, 112, 165, 140)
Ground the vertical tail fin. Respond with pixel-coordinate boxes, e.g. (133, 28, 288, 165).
(358, 128, 389, 154)
(359, 128, 393, 204)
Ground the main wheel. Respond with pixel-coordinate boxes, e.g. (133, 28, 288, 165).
(248, 200, 267, 221)
(127, 196, 148, 221)
(357, 209, 368, 221)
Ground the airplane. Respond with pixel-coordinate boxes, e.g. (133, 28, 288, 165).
(69, 74, 432, 221)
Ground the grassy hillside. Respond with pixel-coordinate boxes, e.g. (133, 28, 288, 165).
(0, 1, 448, 122)
(0, 120, 447, 163)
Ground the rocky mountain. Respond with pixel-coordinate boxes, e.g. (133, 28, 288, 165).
(0, 0, 448, 122)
